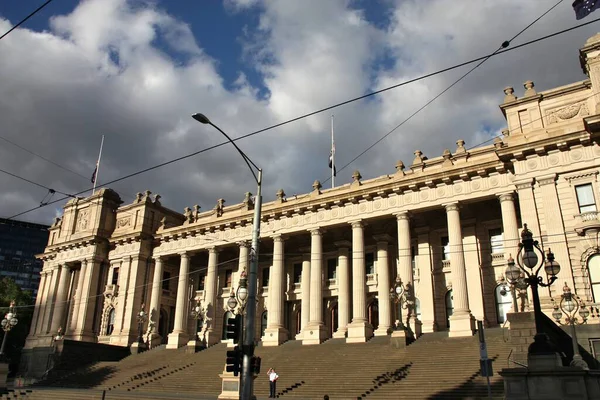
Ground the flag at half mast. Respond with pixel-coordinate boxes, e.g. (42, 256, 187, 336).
(329, 115, 336, 186)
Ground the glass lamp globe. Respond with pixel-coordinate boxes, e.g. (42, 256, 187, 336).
(552, 306, 562, 322)
(563, 298, 576, 313)
(544, 249, 561, 277)
(580, 306, 590, 320)
(395, 285, 404, 297)
(237, 286, 248, 303)
(10, 317, 17, 327)
(227, 293, 238, 310)
(522, 250, 538, 269)
(1, 319, 7, 329)
(505, 260, 521, 282)
(6, 312, 13, 321)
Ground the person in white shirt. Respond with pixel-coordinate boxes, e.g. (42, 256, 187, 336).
(267, 367, 279, 398)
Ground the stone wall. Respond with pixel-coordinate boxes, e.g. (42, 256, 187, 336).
(506, 311, 536, 367)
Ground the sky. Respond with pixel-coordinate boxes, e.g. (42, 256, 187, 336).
(0, 0, 599, 225)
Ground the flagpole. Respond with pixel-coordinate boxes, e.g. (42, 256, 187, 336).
(92, 135, 104, 195)
(331, 114, 335, 189)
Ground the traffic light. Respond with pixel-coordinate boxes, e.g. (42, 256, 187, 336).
(226, 346, 242, 376)
(225, 314, 242, 344)
(251, 356, 261, 375)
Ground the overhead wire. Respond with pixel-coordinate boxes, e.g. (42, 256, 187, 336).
(0, 0, 56, 42)
(5, 15, 600, 221)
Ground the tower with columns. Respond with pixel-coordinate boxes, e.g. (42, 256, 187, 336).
(20, 34, 600, 379)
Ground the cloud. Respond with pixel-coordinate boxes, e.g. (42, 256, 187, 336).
(0, 0, 597, 225)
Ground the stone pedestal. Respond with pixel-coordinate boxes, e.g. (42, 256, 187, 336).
(0, 362, 8, 392)
(149, 333, 162, 349)
(218, 369, 240, 400)
(186, 339, 205, 354)
(302, 324, 328, 345)
(262, 327, 288, 347)
(390, 330, 411, 349)
(448, 313, 475, 338)
(166, 332, 189, 349)
(346, 321, 374, 344)
(130, 341, 146, 355)
(409, 316, 422, 339)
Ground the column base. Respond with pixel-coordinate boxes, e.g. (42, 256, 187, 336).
(390, 329, 411, 348)
(302, 324, 328, 345)
(166, 331, 189, 349)
(332, 327, 348, 339)
(346, 320, 374, 343)
(419, 319, 437, 334)
(262, 327, 289, 347)
(130, 342, 147, 355)
(448, 312, 475, 338)
(186, 339, 205, 354)
(374, 326, 393, 337)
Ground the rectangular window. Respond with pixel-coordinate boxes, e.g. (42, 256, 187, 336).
(489, 228, 504, 254)
(111, 267, 119, 285)
(198, 274, 206, 291)
(262, 267, 270, 287)
(224, 269, 233, 288)
(441, 236, 450, 260)
(162, 271, 171, 291)
(576, 183, 597, 213)
(411, 245, 417, 277)
(365, 253, 375, 275)
(327, 258, 337, 279)
(293, 263, 302, 283)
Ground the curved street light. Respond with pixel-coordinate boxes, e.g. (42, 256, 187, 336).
(0, 301, 18, 361)
(504, 224, 560, 354)
(552, 283, 590, 369)
(192, 113, 262, 400)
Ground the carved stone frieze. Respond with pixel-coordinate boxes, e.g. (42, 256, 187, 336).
(76, 209, 90, 232)
(116, 216, 131, 229)
(546, 101, 589, 124)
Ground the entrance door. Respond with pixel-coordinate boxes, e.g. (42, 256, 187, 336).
(368, 300, 379, 330)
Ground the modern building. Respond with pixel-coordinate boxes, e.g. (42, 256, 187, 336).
(21, 33, 600, 377)
(0, 218, 49, 297)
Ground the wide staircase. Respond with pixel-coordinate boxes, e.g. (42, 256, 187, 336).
(2, 328, 512, 399)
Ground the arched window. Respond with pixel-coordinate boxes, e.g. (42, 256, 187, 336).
(495, 284, 513, 324)
(106, 308, 115, 335)
(261, 311, 268, 337)
(222, 311, 235, 340)
(445, 290, 454, 328)
(589, 254, 600, 302)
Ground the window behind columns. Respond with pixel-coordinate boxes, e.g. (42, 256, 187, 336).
(441, 237, 450, 260)
(293, 263, 302, 283)
(365, 253, 375, 275)
(224, 269, 232, 288)
(197, 273, 205, 290)
(111, 267, 119, 285)
(588, 254, 600, 302)
(327, 258, 337, 279)
(262, 267, 270, 287)
(489, 228, 504, 254)
(575, 184, 597, 213)
(162, 271, 171, 292)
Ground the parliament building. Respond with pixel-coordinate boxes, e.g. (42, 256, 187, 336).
(21, 33, 600, 377)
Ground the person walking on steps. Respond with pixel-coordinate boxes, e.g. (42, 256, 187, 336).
(267, 367, 279, 398)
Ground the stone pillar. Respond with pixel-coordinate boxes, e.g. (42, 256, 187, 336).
(50, 264, 72, 334)
(30, 271, 48, 336)
(74, 258, 101, 342)
(303, 228, 327, 345)
(374, 235, 393, 336)
(68, 262, 87, 335)
(264, 235, 289, 346)
(149, 256, 164, 347)
(120, 256, 148, 345)
(333, 241, 351, 338)
(499, 192, 520, 260)
(298, 253, 311, 339)
(416, 228, 436, 333)
(445, 203, 475, 337)
(395, 212, 421, 335)
(204, 247, 220, 346)
(167, 253, 190, 349)
(237, 241, 249, 279)
(40, 266, 59, 335)
(347, 220, 373, 343)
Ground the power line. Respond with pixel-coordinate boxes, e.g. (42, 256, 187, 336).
(0, 167, 75, 199)
(325, 0, 566, 184)
(0, 0, 56, 42)
(6, 16, 600, 220)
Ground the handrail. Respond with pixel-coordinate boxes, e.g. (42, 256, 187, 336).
(506, 349, 528, 368)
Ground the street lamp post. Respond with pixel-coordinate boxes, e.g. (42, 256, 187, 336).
(504, 224, 561, 354)
(0, 301, 18, 362)
(390, 276, 413, 331)
(502, 271, 529, 313)
(226, 271, 249, 398)
(136, 304, 148, 347)
(192, 113, 261, 400)
(552, 283, 590, 369)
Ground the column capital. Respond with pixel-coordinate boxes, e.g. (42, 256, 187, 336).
(208, 246, 220, 254)
(443, 202, 460, 213)
(153, 255, 164, 263)
(334, 240, 352, 248)
(393, 211, 411, 221)
(373, 234, 394, 244)
(349, 220, 364, 229)
(309, 227, 323, 236)
(237, 240, 250, 248)
(497, 192, 515, 203)
(514, 178, 534, 190)
(536, 174, 557, 187)
(179, 252, 190, 260)
(272, 234, 286, 243)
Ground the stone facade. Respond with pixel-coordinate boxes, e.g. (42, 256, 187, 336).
(22, 35, 600, 368)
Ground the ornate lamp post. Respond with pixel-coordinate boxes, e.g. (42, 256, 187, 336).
(504, 224, 560, 354)
(190, 302, 205, 340)
(136, 303, 148, 346)
(390, 276, 413, 331)
(551, 283, 590, 369)
(502, 271, 529, 313)
(0, 301, 18, 362)
(228, 270, 249, 314)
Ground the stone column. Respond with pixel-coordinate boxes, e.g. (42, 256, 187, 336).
(303, 228, 327, 345)
(347, 220, 373, 343)
(30, 271, 48, 336)
(264, 235, 289, 346)
(149, 256, 164, 347)
(40, 266, 59, 335)
(68, 262, 88, 335)
(416, 228, 436, 333)
(333, 241, 351, 338)
(237, 241, 249, 278)
(374, 235, 393, 336)
(499, 192, 520, 260)
(50, 264, 72, 334)
(445, 203, 475, 337)
(167, 253, 190, 349)
(204, 247, 220, 346)
(298, 253, 311, 339)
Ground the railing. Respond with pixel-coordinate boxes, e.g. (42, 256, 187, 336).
(293, 282, 301, 291)
(366, 273, 377, 285)
(491, 252, 505, 264)
(327, 278, 337, 288)
(576, 210, 600, 222)
(442, 260, 451, 272)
